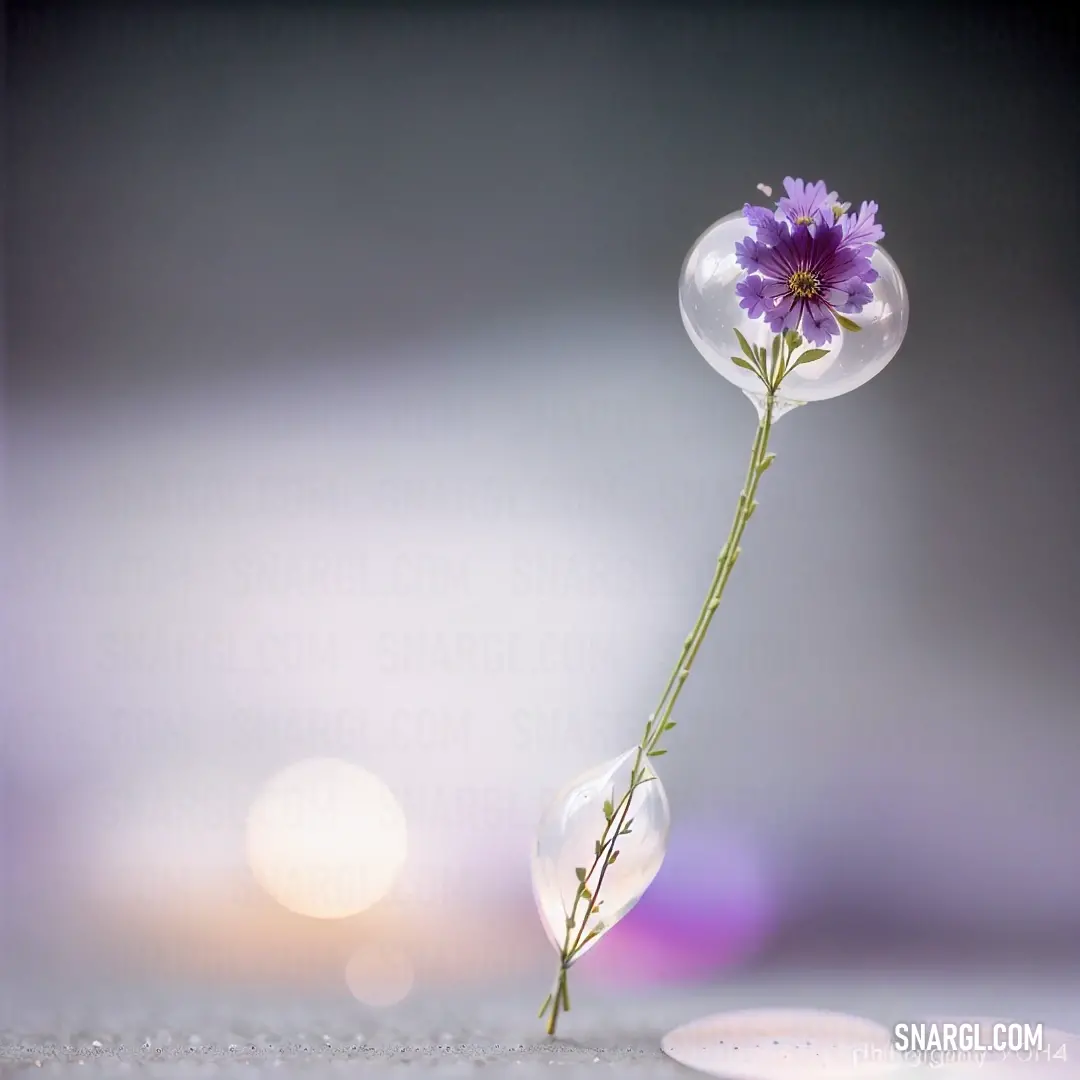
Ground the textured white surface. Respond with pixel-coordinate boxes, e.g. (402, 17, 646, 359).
(3, 969, 1080, 1077)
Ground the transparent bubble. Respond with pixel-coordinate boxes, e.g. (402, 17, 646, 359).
(679, 211, 909, 410)
(530, 747, 669, 963)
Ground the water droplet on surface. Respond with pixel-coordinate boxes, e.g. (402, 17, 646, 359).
(662, 1009, 897, 1079)
(531, 747, 669, 962)
(679, 211, 908, 407)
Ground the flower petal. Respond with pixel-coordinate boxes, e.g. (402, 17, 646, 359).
(743, 203, 773, 229)
(805, 223, 843, 271)
(801, 301, 839, 345)
(778, 225, 812, 271)
(820, 246, 873, 286)
(754, 242, 795, 281)
(841, 200, 885, 246)
(767, 294, 801, 333)
(735, 274, 770, 319)
(742, 203, 787, 246)
(735, 236, 767, 273)
(778, 177, 839, 226)
(826, 277, 874, 313)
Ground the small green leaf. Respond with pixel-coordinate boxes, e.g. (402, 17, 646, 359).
(608, 849, 620, 864)
(794, 348, 830, 367)
(539, 993, 553, 1018)
(771, 335, 781, 365)
(757, 453, 776, 474)
(565, 915, 575, 929)
(663, 720, 676, 731)
(594, 839, 604, 858)
(591, 903, 601, 914)
(575, 866, 587, 883)
(619, 824, 633, 836)
(602, 799, 613, 821)
(784, 329, 803, 350)
(732, 328, 757, 363)
(730, 356, 757, 373)
(648, 748, 668, 757)
(835, 313, 862, 332)
(581, 887, 592, 901)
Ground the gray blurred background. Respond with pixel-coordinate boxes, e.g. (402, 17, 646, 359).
(3, 0, 1079, 1019)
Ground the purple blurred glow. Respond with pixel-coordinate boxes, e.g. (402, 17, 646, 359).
(580, 824, 778, 984)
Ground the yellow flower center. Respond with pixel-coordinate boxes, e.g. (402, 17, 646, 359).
(795, 215, 814, 226)
(787, 270, 819, 299)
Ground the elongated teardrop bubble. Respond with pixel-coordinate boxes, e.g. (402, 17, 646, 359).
(531, 747, 670, 962)
(678, 211, 909, 417)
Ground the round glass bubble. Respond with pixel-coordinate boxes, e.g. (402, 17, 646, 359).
(679, 211, 909, 406)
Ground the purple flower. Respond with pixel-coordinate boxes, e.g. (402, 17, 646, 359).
(736, 219, 877, 346)
(776, 176, 839, 228)
(734, 179, 884, 346)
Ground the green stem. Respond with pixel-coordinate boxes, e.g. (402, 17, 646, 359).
(543, 965, 570, 1035)
(540, 387, 780, 1036)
